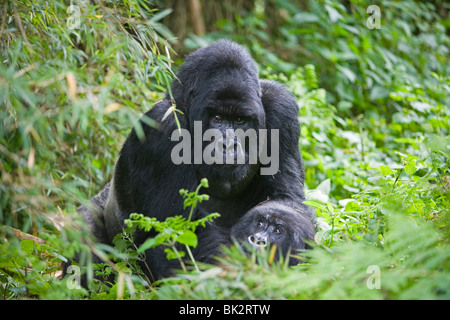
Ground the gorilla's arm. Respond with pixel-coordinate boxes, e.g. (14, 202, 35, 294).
(77, 182, 111, 245)
(259, 80, 310, 215)
(105, 98, 196, 243)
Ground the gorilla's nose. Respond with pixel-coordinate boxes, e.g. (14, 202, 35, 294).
(248, 233, 267, 248)
(216, 136, 243, 162)
(220, 137, 238, 154)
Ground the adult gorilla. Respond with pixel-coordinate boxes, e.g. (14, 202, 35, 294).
(82, 39, 314, 280)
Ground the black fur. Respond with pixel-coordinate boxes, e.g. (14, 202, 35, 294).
(78, 39, 314, 281)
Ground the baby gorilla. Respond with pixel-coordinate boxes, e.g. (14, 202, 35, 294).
(194, 201, 315, 266)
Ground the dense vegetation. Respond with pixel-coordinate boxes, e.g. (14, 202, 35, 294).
(0, 0, 449, 300)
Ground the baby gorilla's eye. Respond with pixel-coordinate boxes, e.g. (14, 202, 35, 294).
(274, 227, 283, 234)
(213, 115, 222, 122)
(257, 220, 265, 227)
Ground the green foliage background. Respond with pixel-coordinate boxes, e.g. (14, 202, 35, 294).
(0, 0, 449, 299)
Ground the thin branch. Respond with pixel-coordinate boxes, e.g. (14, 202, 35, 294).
(0, 1, 8, 39)
(11, 2, 30, 47)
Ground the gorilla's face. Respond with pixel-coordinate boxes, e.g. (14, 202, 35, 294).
(245, 212, 290, 250)
(189, 69, 266, 198)
(230, 202, 315, 265)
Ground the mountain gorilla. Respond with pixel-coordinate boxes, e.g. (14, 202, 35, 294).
(194, 201, 316, 266)
(77, 39, 315, 281)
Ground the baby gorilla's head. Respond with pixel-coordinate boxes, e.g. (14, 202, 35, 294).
(230, 201, 315, 265)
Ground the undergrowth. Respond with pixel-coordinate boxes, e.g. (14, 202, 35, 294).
(1, 0, 449, 300)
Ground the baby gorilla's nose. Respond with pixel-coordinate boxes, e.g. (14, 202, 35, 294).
(248, 233, 268, 248)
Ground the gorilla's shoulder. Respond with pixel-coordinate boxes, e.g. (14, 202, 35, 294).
(142, 98, 174, 124)
(260, 79, 299, 122)
(260, 80, 296, 104)
(90, 182, 111, 211)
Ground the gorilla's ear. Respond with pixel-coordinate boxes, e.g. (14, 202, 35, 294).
(170, 68, 200, 111)
(292, 217, 316, 250)
(302, 226, 316, 249)
(291, 232, 307, 250)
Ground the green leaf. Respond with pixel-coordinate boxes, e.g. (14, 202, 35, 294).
(370, 86, 390, 101)
(116, 262, 132, 274)
(325, 5, 343, 23)
(20, 240, 35, 254)
(337, 65, 356, 83)
(303, 200, 327, 211)
(165, 248, 185, 260)
(379, 165, 394, 176)
(150, 8, 173, 23)
(177, 230, 198, 247)
(307, 179, 331, 203)
(292, 12, 319, 24)
(200, 178, 209, 188)
(161, 105, 176, 122)
(326, 202, 335, 213)
(404, 159, 417, 176)
(138, 238, 158, 253)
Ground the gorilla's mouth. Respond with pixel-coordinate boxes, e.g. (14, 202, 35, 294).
(248, 233, 268, 248)
(198, 163, 259, 198)
(209, 138, 247, 165)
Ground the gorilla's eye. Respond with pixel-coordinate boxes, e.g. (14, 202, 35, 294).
(257, 220, 265, 227)
(213, 115, 222, 122)
(235, 117, 245, 124)
(274, 227, 283, 234)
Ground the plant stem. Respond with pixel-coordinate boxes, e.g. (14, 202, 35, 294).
(185, 245, 200, 272)
(329, 210, 335, 247)
(172, 246, 187, 272)
(392, 168, 403, 191)
(187, 183, 203, 222)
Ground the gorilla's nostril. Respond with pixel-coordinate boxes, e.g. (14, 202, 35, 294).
(248, 234, 267, 248)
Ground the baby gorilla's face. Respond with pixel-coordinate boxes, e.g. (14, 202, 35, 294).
(230, 201, 315, 265)
(245, 212, 289, 249)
